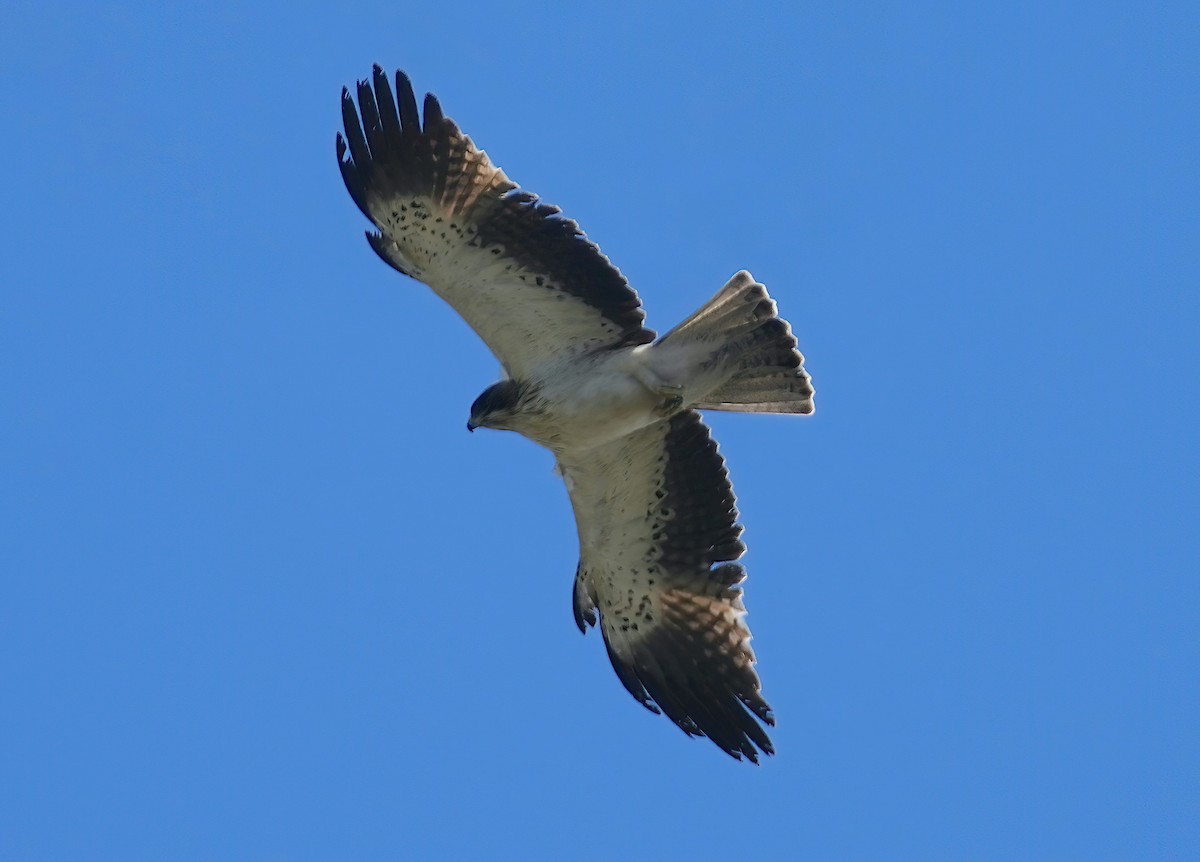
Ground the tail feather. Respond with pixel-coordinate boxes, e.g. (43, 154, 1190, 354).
(662, 272, 815, 416)
(694, 379, 814, 414)
(663, 271, 779, 343)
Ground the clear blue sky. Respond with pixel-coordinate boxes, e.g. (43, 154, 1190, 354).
(2, 2, 1196, 859)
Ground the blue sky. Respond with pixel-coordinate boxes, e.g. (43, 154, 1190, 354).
(2, 1, 1197, 859)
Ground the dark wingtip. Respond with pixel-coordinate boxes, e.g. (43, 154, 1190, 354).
(393, 70, 420, 135)
(423, 92, 444, 130)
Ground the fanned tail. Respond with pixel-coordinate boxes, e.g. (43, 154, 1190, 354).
(661, 272, 815, 415)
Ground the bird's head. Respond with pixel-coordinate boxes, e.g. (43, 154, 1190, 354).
(467, 380, 532, 432)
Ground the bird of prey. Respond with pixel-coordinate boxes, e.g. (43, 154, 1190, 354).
(337, 67, 814, 763)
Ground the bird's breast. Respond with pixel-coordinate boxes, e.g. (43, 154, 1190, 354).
(519, 354, 661, 452)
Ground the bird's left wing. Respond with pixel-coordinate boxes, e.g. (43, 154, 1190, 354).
(338, 67, 655, 378)
(557, 410, 775, 762)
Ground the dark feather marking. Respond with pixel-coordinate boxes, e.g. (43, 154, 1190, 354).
(586, 413, 773, 761)
(340, 90, 371, 190)
(688, 659, 772, 758)
(337, 134, 372, 221)
(645, 639, 746, 755)
(694, 312, 815, 413)
(422, 91, 444, 131)
(356, 80, 383, 161)
(633, 650, 702, 735)
(662, 648, 759, 760)
(658, 411, 745, 572)
(366, 232, 409, 276)
(604, 637, 658, 715)
(337, 67, 655, 347)
(337, 90, 374, 222)
(394, 70, 420, 137)
(428, 115, 452, 207)
(572, 562, 601, 635)
(371, 66, 403, 151)
(659, 588, 772, 723)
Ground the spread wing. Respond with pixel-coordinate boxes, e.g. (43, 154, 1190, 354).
(558, 410, 775, 762)
(337, 67, 655, 378)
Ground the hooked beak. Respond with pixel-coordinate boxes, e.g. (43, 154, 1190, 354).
(466, 419, 478, 433)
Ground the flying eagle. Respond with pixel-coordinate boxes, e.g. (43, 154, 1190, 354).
(337, 67, 814, 763)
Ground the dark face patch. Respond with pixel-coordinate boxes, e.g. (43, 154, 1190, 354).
(469, 380, 525, 424)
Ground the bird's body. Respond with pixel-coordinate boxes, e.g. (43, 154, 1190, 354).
(337, 67, 814, 762)
(475, 346, 665, 451)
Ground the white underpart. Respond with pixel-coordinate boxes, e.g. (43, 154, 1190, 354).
(515, 346, 667, 452)
(531, 335, 748, 447)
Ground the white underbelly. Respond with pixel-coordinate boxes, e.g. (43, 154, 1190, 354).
(526, 351, 662, 451)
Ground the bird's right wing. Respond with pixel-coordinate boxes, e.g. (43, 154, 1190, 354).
(557, 410, 775, 762)
(338, 67, 655, 379)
